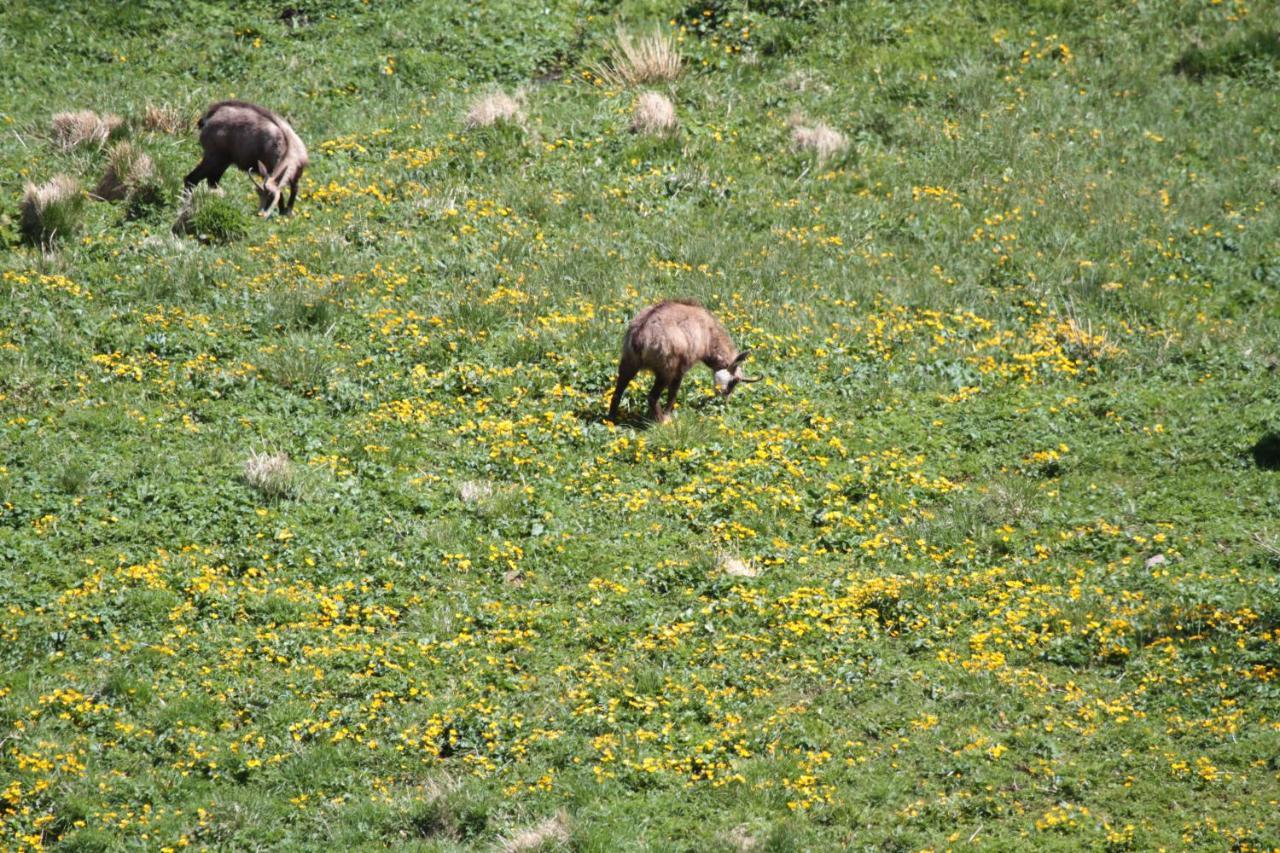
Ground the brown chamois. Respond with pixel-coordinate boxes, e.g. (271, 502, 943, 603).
(183, 100, 308, 217)
(608, 299, 760, 424)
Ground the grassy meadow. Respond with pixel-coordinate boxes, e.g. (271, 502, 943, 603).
(3, 0, 1280, 848)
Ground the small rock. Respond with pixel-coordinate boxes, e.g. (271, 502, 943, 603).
(1145, 553, 1167, 569)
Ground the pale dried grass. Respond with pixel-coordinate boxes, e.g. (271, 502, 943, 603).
(243, 450, 295, 499)
(51, 109, 122, 150)
(789, 114, 848, 163)
(458, 479, 494, 504)
(717, 553, 759, 579)
(499, 811, 571, 852)
(595, 28, 682, 87)
(94, 141, 157, 201)
(630, 91, 678, 135)
(142, 103, 187, 135)
(464, 90, 524, 129)
(20, 175, 84, 246)
(781, 68, 832, 94)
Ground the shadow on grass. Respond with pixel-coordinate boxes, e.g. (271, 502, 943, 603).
(1252, 432, 1280, 471)
(1175, 29, 1280, 78)
(575, 397, 721, 431)
(574, 405, 655, 431)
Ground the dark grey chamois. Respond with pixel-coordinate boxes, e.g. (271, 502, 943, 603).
(608, 299, 760, 424)
(183, 100, 308, 216)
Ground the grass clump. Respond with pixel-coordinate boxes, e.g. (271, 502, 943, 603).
(395, 776, 497, 843)
(259, 334, 332, 393)
(173, 185, 250, 243)
(50, 109, 122, 150)
(788, 114, 847, 163)
(141, 102, 187, 135)
(464, 90, 524, 129)
(94, 141, 157, 202)
(595, 27, 682, 86)
(242, 450, 296, 499)
(499, 811, 571, 852)
(20, 175, 85, 247)
(630, 91, 678, 135)
(1175, 28, 1280, 79)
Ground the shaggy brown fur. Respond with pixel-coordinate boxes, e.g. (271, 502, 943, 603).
(608, 299, 759, 423)
(184, 100, 308, 216)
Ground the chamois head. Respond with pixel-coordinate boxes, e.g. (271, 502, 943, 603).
(713, 349, 760, 398)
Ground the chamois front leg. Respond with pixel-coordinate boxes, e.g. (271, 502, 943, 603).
(608, 356, 639, 422)
(647, 376, 669, 423)
(664, 373, 683, 418)
(284, 175, 300, 214)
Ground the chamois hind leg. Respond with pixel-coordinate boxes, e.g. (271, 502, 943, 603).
(664, 374, 683, 418)
(183, 156, 229, 189)
(205, 161, 231, 188)
(284, 176, 300, 214)
(647, 376, 669, 423)
(182, 158, 212, 189)
(608, 357, 639, 422)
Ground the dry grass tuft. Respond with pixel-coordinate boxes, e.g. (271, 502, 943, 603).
(464, 90, 524, 129)
(458, 479, 494, 505)
(243, 451, 295, 499)
(20, 175, 84, 246)
(718, 553, 759, 579)
(499, 811, 571, 852)
(51, 109, 122, 150)
(420, 773, 460, 803)
(171, 186, 201, 235)
(596, 27, 682, 87)
(95, 141, 157, 201)
(722, 824, 761, 852)
(789, 114, 848, 163)
(781, 68, 832, 94)
(630, 91, 678, 135)
(142, 103, 187, 135)
(1057, 316, 1121, 361)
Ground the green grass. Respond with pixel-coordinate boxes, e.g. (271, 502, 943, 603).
(2, 0, 1280, 849)
(173, 184, 252, 243)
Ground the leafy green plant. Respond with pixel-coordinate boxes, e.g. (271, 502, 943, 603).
(173, 185, 250, 243)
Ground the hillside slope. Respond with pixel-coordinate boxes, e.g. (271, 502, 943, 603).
(2, 0, 1279, 848)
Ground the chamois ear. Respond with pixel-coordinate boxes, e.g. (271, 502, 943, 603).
(731, 349, 752, 366)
